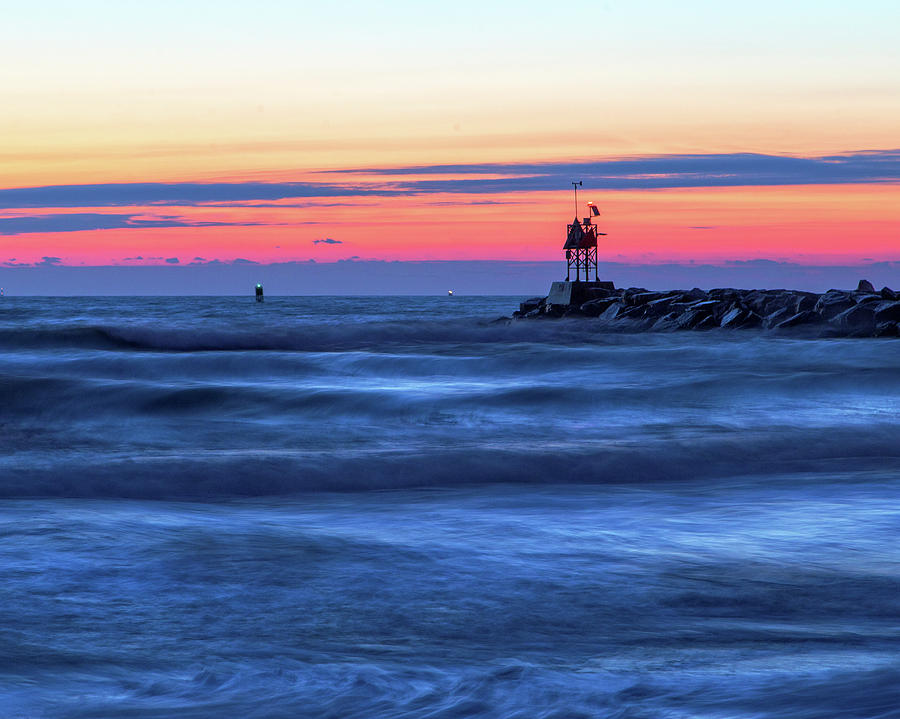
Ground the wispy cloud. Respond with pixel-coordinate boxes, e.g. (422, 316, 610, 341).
(0, 212, 266, 235)
(342, 150, 900, 193)
(0, 151, 896, 212)
(312, 238, 342, 245)
(333, 148, 900, 179)
(0, 184, 396, 211)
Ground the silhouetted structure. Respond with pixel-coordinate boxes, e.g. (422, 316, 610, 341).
(255, 283, 264, 302)
(546, 183, 614, 307)
(564, 181, 606, 282)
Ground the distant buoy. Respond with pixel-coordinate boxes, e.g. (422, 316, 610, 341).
(255, 283, 264, 302)
(448, 290, 454, 296)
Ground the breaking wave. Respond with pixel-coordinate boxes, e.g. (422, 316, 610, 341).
(5, 297, 900, 718)
(2, 296, 898, 499)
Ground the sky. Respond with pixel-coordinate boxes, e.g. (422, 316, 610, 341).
(1, 0, 898, 289)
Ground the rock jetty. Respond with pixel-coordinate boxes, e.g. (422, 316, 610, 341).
(513, 279, 899, 337)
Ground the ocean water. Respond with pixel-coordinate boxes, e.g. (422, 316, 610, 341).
(1, 296, 899, 718)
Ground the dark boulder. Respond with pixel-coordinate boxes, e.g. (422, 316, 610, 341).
(712, 301, 740, 322)
(764, 307, 791, 329)
(719, 306, 747, 328)
(832, 303, 876, 334)
(762, 291, 796, 316)
(874, 302, 900, 324)
(857, 279, 876, 293)
(585, 287, 615, 301)
(627, 291, 665, 306)
(676, 309, 712, 329)
(815, 292, 855, 320)
(580, 297, 620, 317)
(518, 297, 544, 314)
(645, 295, 678, 316)
(684, 287, 708, 301)
(621, 304, 650, 320)
(709, 288, 742, 302)
(652, 312, 681, 331)
(765, 290, 816, 316)
(621, 288, 649, 304)
(689, 300, 719, 315)
(794, 293, 818, 312)
(775, 310, 817, 329)
(544, 304, 566, 318)
(692, 314, 718, 330)
(599, 302, 625, 321)
(742, 290, 769, 315)
(516, 282, 896, 337)
(855, 294, 882, 305)
(741, 312, 763, 329)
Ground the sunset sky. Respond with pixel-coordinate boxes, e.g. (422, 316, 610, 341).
(2, 0, 898, 270)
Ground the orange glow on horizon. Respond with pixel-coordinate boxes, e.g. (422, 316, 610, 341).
(2, 184, 897, 267)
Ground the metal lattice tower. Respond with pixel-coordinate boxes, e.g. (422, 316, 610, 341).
(563, 183, 606, 282)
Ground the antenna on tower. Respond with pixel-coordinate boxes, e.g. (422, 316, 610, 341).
(571, 181, 582, 218)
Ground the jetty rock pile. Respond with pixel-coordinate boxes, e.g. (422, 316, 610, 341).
(513, 280, 900, 337)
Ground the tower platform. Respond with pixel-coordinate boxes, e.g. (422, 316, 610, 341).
(547, 280, 616, 308)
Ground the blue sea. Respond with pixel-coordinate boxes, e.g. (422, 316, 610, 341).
(2, 296, 899, 718)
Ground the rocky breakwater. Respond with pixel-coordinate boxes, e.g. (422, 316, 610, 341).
(513, 280, 900, 337)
